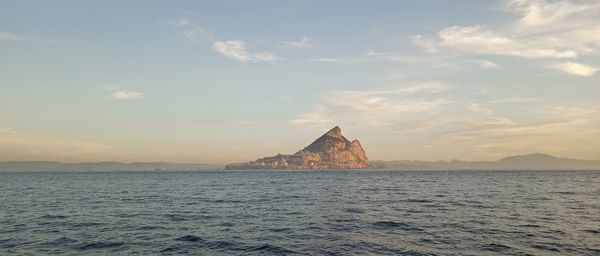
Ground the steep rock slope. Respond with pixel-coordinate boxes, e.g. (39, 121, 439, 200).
(226, 126, 370, 170)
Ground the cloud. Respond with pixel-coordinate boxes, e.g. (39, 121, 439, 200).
(165, 18, 213, 43)
(411, 35, 438, 53)
(112, 90, 144, 100)
(0, 31, 19, 41)
(365, 49, 391, 56)
(213, 40, 282, 63)
(165, 18, 283, 63)
(436, 25, 577, 59)
(0, 127, 11, 134)
(291, 83, 452, 130)
(309, 58, 342, 63)
(413, 0, 600, 63)
(490, 97, 544, 104)
(472, 60, 499, 69)
(506, 0, 598, 28)
(550, 62, 598, 76)
(281, 36, 312, 49)
(0, 31, 83, 45)
(439, 105, 600, 159)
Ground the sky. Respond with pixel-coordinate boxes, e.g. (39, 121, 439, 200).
(1, 0, 600, 164)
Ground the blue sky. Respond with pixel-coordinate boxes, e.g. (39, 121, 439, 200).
(1, 0, 600, 163)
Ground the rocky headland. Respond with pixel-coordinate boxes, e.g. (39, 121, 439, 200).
(226, 126, 370, 170)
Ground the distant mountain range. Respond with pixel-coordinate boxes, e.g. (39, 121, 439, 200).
(380, 153, 600, 170)
(1, 153, 598, 172)
(0, 161, 220, 172)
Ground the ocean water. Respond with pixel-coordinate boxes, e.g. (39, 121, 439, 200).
(1, 170, 599, 255)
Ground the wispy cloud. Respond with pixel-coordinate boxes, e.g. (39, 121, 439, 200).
(308, 58, 342, 63)
(472, 59, 499, 69)
(439, 105, 600, 159)
(164, 18, 213, 43)
(506, 0, 599, 28)
(281, 36, 312, 49)
(291, 83, 452, 130)
(434, 25, 577, 59)
(0, 31, 84, 45)
(411, 0, 600, 75)
(549, 62, 598, 76)
(164, 18, 284, 63)
(411, 35, 438, 53)
(490, 97, 544, 104)
(213, 40, 282, 63)
(0, 127, 11, 134)
(0, 31, 19, 41)
(112, 90, 144, 100)
(365, 49, 391, 56)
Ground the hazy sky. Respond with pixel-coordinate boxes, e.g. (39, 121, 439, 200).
(1, 0, 600, 163)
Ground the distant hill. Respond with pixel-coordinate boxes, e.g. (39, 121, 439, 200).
(381, 153, 600, 170)
(2, 153, 599, 172)
(0, 161, 221, 172)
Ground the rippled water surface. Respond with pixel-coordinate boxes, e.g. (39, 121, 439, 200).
(1, 170, 599, 255)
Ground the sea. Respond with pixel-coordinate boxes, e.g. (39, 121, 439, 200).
(1, 170, 599, 255)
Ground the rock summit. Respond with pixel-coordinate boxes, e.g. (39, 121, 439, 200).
(226, 126, 370, 170)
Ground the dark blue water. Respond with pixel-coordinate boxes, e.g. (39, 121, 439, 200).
(1, 170, 599, 255)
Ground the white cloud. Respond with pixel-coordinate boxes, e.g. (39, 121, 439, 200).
(281, 36, 312, 49)
(550, 62, 598, 76)
(112, 90, 144, 100)
(0, 127, 11, 134)
(165, 19, 282, 63)
(413, 0, 600, 64)
(506, 0, 598, 28)
(213, 40, 282, 63)
(436, 25, 577, 59)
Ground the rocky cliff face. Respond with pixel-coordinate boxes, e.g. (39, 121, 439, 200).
(226, 126, 370, 170)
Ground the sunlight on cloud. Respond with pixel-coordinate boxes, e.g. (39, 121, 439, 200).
(291, 83, 453, 130)
(507, 0, 598, 27)
(436, 25, 577, 59)
(112, 90, 144, 100)
(550, 62, 598, 76)
(213, 40, 282, 63)
(412, 0, 600, 78)
(439, 105, 600, 159)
